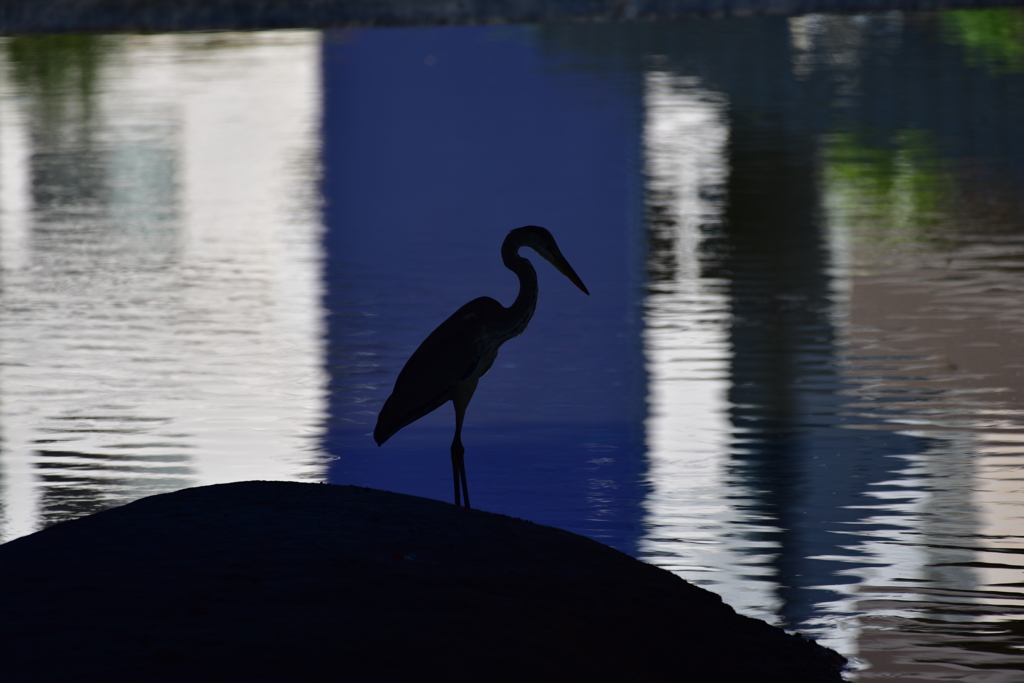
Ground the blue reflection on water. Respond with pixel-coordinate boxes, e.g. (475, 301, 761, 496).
(319, 26, 649, 554)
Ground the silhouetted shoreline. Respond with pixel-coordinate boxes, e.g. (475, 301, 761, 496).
(0, 0, 1019, 35)
(0, 481, 848, 682)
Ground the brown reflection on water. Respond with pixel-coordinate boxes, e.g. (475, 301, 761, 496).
(847, 250, 1024, 421)
(857, 616, 1024, 682)
(825, 129, 1024, 677)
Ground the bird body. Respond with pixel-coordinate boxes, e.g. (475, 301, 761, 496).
(374, 226, 589, 508)
(373, 296, 508, 445)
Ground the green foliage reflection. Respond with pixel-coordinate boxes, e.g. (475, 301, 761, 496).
(823, 130, 956, 249)
(941, 8, 1024, 74)
(5, 34, 111, 97)
(3, 34, 114, 130)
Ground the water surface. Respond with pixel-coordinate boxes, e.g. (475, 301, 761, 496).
(2, 14, 1024, 680)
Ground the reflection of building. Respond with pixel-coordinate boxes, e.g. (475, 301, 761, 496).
(625, 11, 1024, 667)
(640, 72, 780, 612)
(640, 61, 922, 651)
(0, 33, 327, 542)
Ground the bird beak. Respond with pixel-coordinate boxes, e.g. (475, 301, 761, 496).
(553, 253, 590, 296)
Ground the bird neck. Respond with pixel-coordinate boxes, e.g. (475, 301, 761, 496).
(501, 240, 539, 335)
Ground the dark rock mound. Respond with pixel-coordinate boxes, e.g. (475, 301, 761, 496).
(0, 481, 847, 682)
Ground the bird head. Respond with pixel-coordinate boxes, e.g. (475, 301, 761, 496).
(507, 226, 590, 295)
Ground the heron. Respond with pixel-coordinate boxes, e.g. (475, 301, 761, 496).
(373, 226, 589, 508)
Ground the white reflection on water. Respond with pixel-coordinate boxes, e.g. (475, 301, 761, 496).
(0, 32, 327, 541)
(639, 73, 781, 612)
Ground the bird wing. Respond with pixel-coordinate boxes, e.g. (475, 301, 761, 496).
(374, 297, 504, 445)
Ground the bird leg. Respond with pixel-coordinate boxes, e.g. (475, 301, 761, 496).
(450, 377, 479, 508)
(450, 433, 468, 509)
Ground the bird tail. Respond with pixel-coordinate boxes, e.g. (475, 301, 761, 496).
(373, 419, 392, 446)
(374, 390, 448, 446)
(373, 394, 408, 446)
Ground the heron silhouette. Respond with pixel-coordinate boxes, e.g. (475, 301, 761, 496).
(373, 226, 589, 508)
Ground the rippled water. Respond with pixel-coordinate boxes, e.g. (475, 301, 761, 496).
(2, 14, 1024, 680)
(0, 33, 327, 535)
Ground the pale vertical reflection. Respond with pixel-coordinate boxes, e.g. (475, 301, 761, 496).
(164, 33, 327, 486)
(816, 138, 932, 652)
(639, 72, 778, 616)
(0, 62, 30, 273)
(0, 32, 326, 542)
(0, 51, 37, 540)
